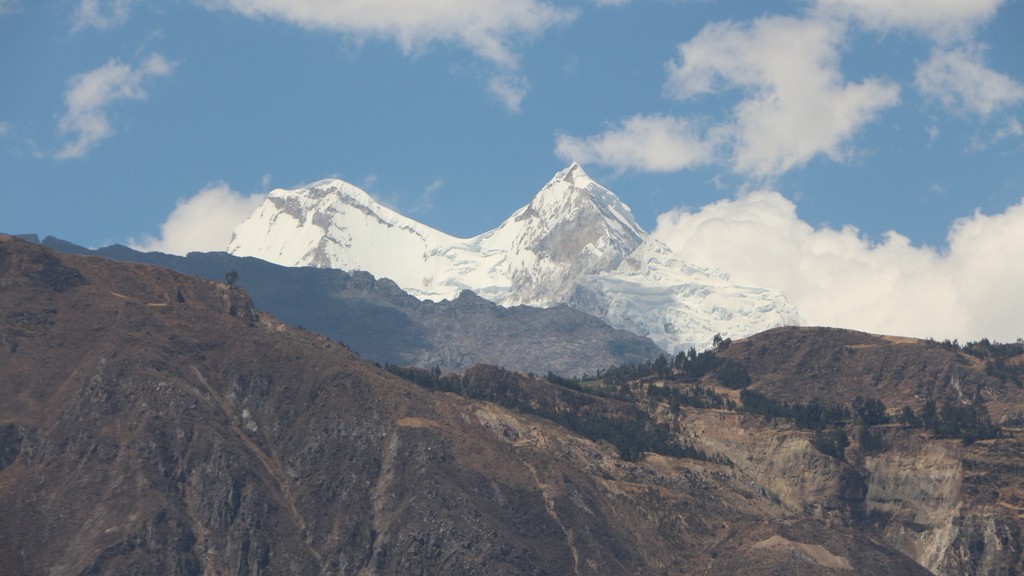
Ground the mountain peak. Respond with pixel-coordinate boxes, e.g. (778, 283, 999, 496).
(523, 164, 643, 240)
(552, 161, 587, 182)
(297, 178, 378, 208)
(544, 162, 592, 196)
(229, 176, 458, 283)
(229, 165, 802, 352)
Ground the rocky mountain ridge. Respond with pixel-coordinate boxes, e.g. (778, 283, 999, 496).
(36, 235, 663, 376)
(228, 164, 803, 353)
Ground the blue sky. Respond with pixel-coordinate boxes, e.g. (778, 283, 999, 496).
(2, 0, 1023, 341)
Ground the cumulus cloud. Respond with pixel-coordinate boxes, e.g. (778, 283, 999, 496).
(653, 191, 1024, 342)
(555, 0, 1018, 178)
(813, 0, 1005, 42)
(130, 183, 266, 255)
(665, 16, 900, 178)
(558, 16, 901, 178)
(55, 54, 175, 159)
(915, 44, 1024, 118)
(201, 0, 574, 110)
(555, 114, 715, 173)
(72, 0, 135, 31)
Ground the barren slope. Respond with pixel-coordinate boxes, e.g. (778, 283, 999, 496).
(0, 236, 927, 575)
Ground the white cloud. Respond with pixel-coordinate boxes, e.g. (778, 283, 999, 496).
(203, 0, 576, 69)
(813, 0, 1005, 42)
(0, 0, 21, 15)
(72, 0, 135, 31)
(554, 114, 715, 173)
(488, 74, 529, 112)
(994, 116, 1023, 142)
(202, 0, 574, 109)
(944, 202, 1024, 340)
(130, 183, 266, 255)
(553, 1, 1013, 178)
(665, 16, 900, 178)
(653, 191, 1024, 342)
(915, 44, 1024, 118)
(55, 54, 175, 159)
(425, 178, 444, 194)
(967, 117, 1024, 152)
(409, 178, 443, 214)
(0, 121, 9, 138)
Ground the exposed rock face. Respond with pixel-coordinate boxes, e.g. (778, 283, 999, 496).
(855, 432, 1024, 576)
(708, 326, 1024, 574)
(1, 236, 934, 575)
(679, 411, 864, 521)
(40, 237, 663, 376)
(675, 407, 1024, 576)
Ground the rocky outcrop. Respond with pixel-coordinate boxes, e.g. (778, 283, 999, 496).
(671, 404, 1024, 575)
(862, 434, 964, 571)
(678, 410, 863, 520)
(700, 326, 1024, 574)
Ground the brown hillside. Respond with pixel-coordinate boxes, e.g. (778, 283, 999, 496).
(0, 235, 990, 575)
(718, 326, 1024, 421)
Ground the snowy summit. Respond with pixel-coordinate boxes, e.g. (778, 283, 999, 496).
(229, 164, 803, 352)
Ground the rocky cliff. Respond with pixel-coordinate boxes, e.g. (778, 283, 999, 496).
(678, 327, 1024, 575)
(676, 407, 1023, 575)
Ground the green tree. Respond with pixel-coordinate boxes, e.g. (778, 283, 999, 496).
(899, 406, 921, 429)
(653, 354, 669, 379)
(854, 397, 889, 426)
(715, 360, 751, 389)
(858, 426, 885, 453)
(921, 400, 938, 431)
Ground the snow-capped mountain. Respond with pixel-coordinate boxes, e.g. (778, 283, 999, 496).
(229, 164, 803, 352)
(570, 238, 802, 356)
(227, 164, 644, 305)
(226, 177, 473, 300)
(474, 163, 645, 305)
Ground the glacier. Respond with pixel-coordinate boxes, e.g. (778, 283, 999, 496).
(229, 163, 803, 353)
